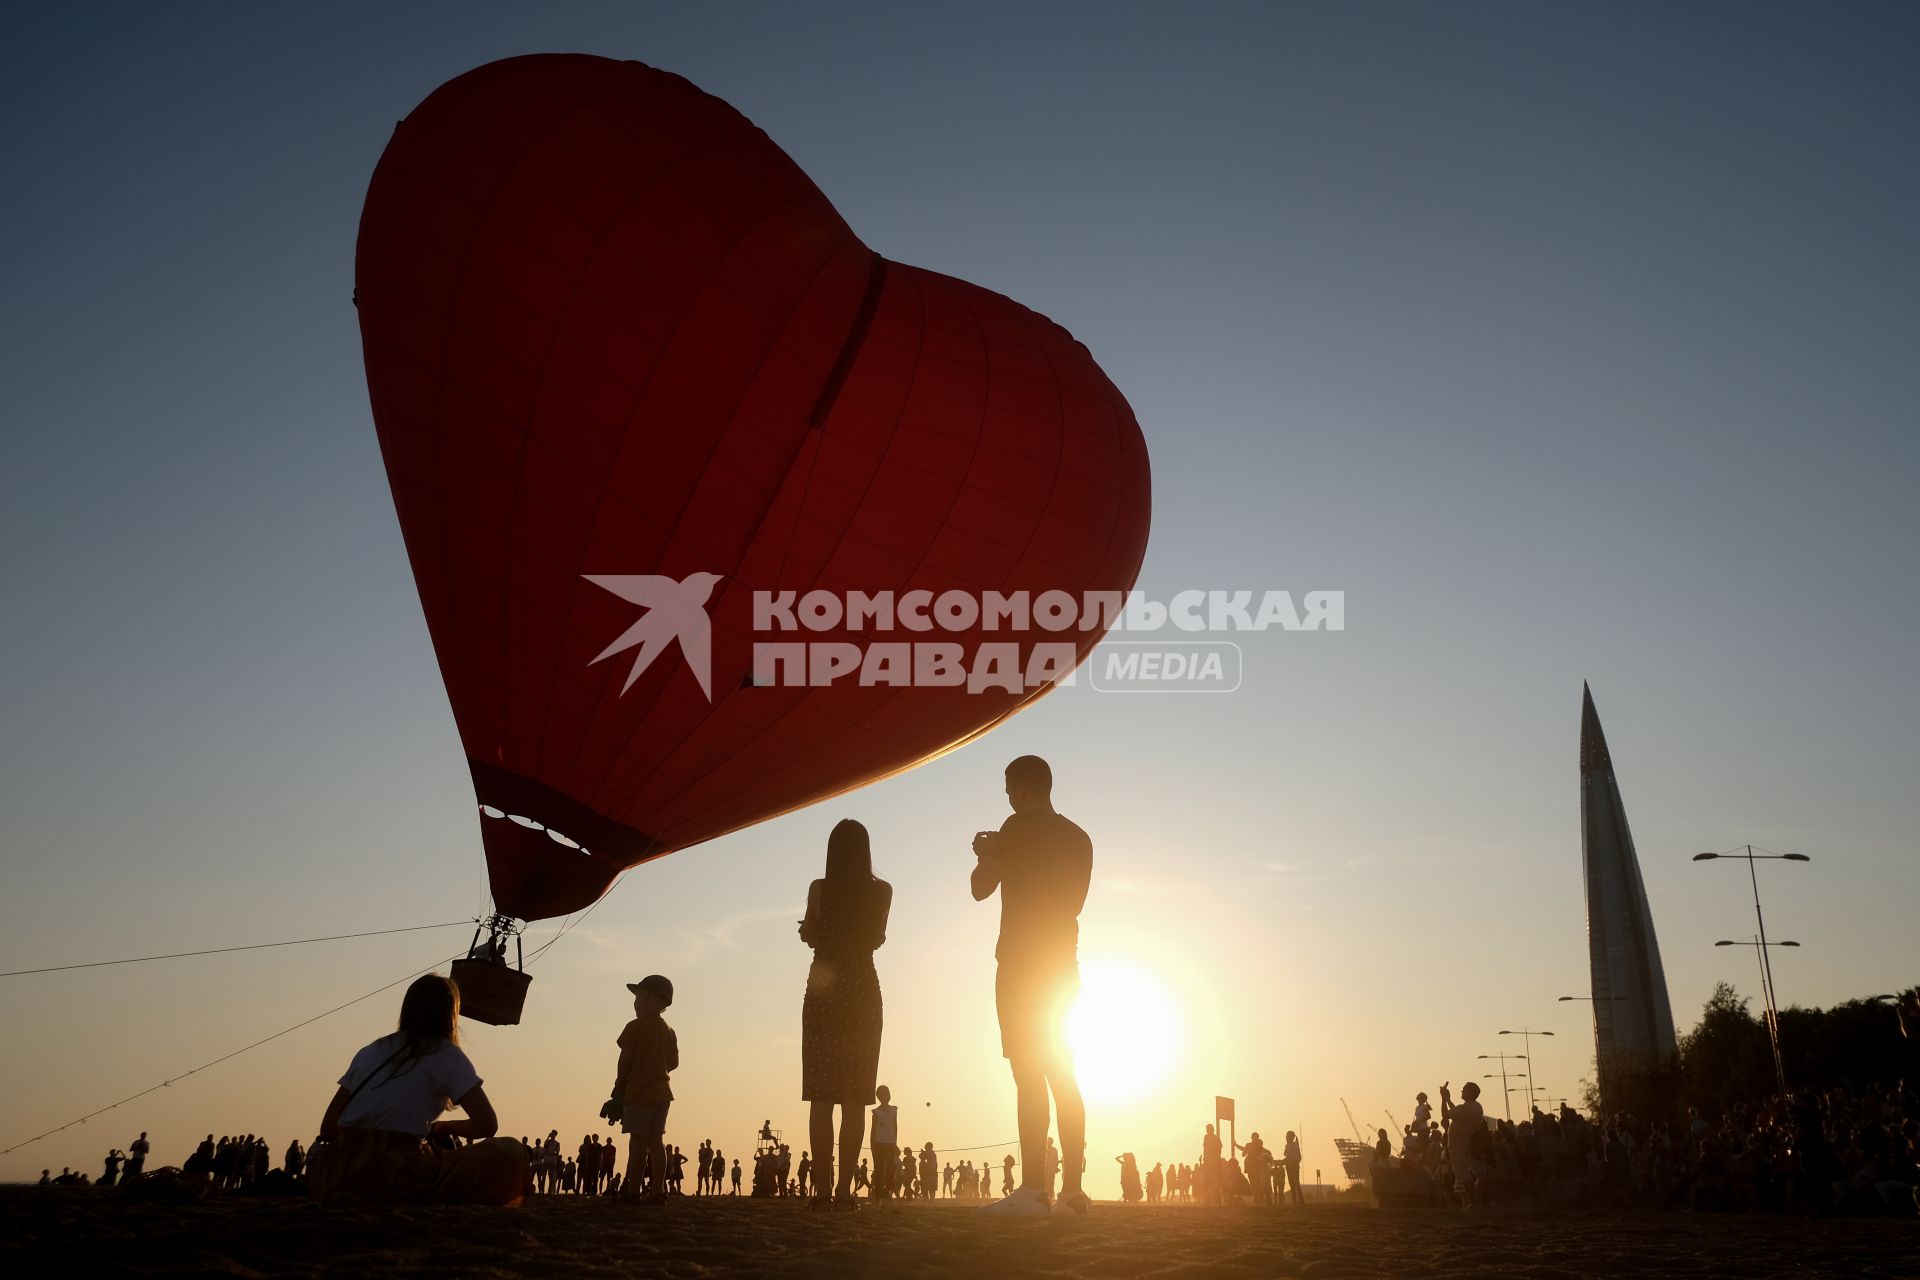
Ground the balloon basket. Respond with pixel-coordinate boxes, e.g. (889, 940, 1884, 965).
(451, 957, 532, 1025)
(451, 916, 531, 1025)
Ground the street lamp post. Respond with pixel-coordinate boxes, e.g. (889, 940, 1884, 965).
(1476, 1053, 1527, 1123)
(1715, 937, 1801, 1095)
(1499, 1027, 1556, 1118)
(1484, 1073, 1529, 1115)
(1695, 845, 1810, 1095)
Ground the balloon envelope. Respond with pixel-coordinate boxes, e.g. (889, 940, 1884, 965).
(357, 55, 1151, 921)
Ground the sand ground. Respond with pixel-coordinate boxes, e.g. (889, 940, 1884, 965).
(4, 1189, 1916, 1278)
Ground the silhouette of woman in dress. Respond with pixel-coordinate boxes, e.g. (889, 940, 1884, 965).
(799, 818, 892, 1209)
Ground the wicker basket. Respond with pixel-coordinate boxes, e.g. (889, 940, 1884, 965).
(450, 958, 532, 1026)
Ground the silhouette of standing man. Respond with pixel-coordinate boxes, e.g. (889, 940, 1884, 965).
(971, 755, 1092, 1216)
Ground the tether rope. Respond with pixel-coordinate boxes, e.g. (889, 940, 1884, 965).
(0, 920, 476, 978)
(0, 951, 463, 1155)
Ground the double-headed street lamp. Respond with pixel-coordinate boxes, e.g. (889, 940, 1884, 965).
(1499, 1028, 1555, 1116)
(1476, 1052, 1527, 1123)
(1715, 936, 1802, 1094)
(1484, 1072, 1530, 1114)
(1695, 845, 1810, 1095)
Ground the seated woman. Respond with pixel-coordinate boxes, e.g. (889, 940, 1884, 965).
(310, 973, 530, 1205)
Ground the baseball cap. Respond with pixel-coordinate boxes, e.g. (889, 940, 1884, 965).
(626, 974, 674, 1006)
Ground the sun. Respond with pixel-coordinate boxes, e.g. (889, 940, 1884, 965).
(1065, 955, 1183, 1103)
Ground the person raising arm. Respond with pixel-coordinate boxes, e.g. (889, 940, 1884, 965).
(973, 755, 1094, 1218)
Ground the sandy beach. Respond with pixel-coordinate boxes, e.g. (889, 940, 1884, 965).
(5, 1190, 1916, 1279)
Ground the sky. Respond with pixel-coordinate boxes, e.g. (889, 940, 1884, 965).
(2, 2, 1917, 1192)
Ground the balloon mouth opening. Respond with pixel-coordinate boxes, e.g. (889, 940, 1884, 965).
(481, 805, 590, 854)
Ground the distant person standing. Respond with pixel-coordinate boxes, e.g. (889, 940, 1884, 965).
(579, 1135, 600, 1195)
(1044, 1136, 1060, 1203)
(870, 1085, 899, 1201)
(1281, 1131, 1304, 1207)
(730, 1158, 743, 1195)
(1002, 1151, 1017, 1197)
(1201, 1125, 1223, 1204)
(101, 1149, 124, 1187)
(126, 1132, 150, 1180)
(1237, 1132, 1272, 1205)
(1440, 1081, 1485, 1205)
(971, 756, 1093, 1216)
(799, 819, 892, 1208)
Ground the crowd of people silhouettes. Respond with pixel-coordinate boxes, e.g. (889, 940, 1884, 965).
(1366, 1080, 1917, 1214)
(1122, 1125, 1309, 1207)
(42, 755, 1910, 1217)
(51, 1078, 1916, 1217)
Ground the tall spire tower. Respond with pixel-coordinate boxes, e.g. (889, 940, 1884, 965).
(1580, 684, 1678, 1094)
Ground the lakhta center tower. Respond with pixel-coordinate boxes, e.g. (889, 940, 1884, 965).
(1581, 684, 1678, 1094)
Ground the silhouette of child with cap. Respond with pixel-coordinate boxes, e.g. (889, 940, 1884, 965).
(605, 974, 678, 1203)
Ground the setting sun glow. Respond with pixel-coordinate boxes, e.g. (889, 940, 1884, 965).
(1065, 956, 1182, 1103)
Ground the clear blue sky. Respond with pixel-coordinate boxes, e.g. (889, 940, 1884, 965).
(2, 2, 1916, 1187)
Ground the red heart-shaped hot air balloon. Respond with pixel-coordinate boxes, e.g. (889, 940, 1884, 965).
(358, 55, 1150, 923)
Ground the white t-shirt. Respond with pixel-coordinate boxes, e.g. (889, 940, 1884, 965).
(1447, 1098, 1484, 1164)
(337, 1032, 481, 1136)
(870, 1103, 898, 1146)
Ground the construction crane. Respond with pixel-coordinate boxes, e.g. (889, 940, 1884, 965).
(1340, 1097, 1365, 1143)
(1333, 1098, 1373, 1186)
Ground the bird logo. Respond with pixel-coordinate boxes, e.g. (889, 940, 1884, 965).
(583, 572, 724, 701)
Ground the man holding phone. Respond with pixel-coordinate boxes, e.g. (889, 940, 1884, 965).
(971, 755, 1093, 1216)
